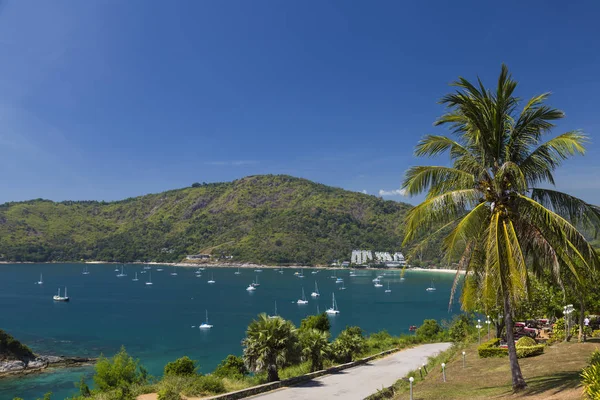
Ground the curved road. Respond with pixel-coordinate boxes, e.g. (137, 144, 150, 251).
(250, 342, 452, 400)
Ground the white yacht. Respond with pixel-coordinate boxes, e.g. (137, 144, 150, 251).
(374, 281, 383, 288)
(170, 267, 178, 276)
(251, 276, 260, 287)
(156, 267, 164, 272)
(298, 269, 304, 278)
(268, 301, 278, 319)
(426, 281, 436, 292)
(53, 287, 70, 302)
(310, 281, 320, 297)
(82, 266, 90, 275)
(36, 273, 43, 285)
(207, 273, 215, 284)
(339, 280, 346, 290)
(199, 310, 213, 329)
(311, 270, 319, 274)
(145, 272, 153, 285)
(132, 272, 139, 282)
(116, 266, 127, 277)
(254, 269, 263, 273)
(234, 267, 241, 275)
(246, 284, 256, 291)
(143, 265, 151, 270)
(297, 287, 308, 304)
(326, 293, 339, 315)
(385, 282, 391, 293)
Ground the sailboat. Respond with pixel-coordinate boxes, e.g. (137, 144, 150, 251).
(336, 276, 343, 283)
(254, 268, 263, 272)
(199, 310, 213, 329)
(170, 267, 178, 276)
(145, 272, 153, 286)
(311, 269, 319, 274)
(385, 282, 391, 293)
(116, 266, 127, 277)
(400, 266, 406, 281)
(82, 266, 90, 275)
(268, 301, 278, 319)
(426, 280, 436, 292)
(374, 280, 383, 288)
(207, 273, 215, 284)
(156, 267, 164, 272)
(246, 283, 256, 291)
(311, 281, 320, 297)
(143, 265, 151, 270)
(114, 266, 119, 272)
(53, 287, 70, 302)
(234, 267, 241, 275)
(298, 269, 304, 278)
(251, 275, 260, 287)
(297, 287, 308, 304)
(339, 280, 346, 290)
(36, 273, 43, 285)
(132, 272, 139, 282)
(326, 293, 339, 315)
(349, 270, 357, 277)
(331, 270, 337, 279)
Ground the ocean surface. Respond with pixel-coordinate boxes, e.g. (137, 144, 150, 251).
(0, 263, 462, 399)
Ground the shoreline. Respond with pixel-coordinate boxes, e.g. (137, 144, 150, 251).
(0, 260, 465, 274)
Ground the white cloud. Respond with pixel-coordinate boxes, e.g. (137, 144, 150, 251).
(361, 189, 367, 194)
(378, 188, 406, 196)
(204, 160, 258, 166)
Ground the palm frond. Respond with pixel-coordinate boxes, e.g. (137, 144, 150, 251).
(402, 166, 475, 197)
(531, 188, 600, 236)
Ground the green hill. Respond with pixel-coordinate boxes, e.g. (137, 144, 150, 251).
(0, 175, 412, 265)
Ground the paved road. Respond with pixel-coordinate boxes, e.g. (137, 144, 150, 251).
(250, 342, 452, 400)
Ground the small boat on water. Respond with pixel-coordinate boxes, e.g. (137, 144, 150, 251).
(311, 270, 319, 275)
(278, 269, 284, 274)
(297, 287, 308, 304)
(143, 265, 151, 270)
(207, 273, 215, 284)
(145, 272, 153, 286)
(199, 310, 213, 329)
(374, 281, 383, 288)
(349, 271, 357, 277)
(298, 269, 304, 278)
(36, 273, 43, 285)
(336, 277, 343, 283)
(339, 280, 346, 290)
(140, 269, 147, 274)
(246, 284, 256, 291)
(53, 287, 69, 302)
(326, 293, 339, 315)
(251, 276, 260, 287)
(114, 266, 119, 272)
(409, 325, 417, 332)
(132, 272, 139, 282)
(254, 269, 263, 273)
(311, 281, 320, 297)
(268, 301, 278, 319)
(385, 282, 391, 293)
(82, 266, 90, 275)
(234, 267, 241, 275)
(426, 280, 436, 292)
(156, 267, 163, 272)
(170, 267, 178, 276)
(116, 266, 127, 277)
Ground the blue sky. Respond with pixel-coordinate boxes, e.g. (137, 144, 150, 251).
(1, 1, 600, 205)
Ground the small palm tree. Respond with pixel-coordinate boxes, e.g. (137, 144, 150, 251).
(242, 314, 299, 382)
(299, 328, 330, 372)
(402, 65, 600, 390)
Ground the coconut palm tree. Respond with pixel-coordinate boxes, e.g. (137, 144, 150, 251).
(242, 314, 299, 382)
(402, 65, 600, 391)
(299, 328, 330, 372)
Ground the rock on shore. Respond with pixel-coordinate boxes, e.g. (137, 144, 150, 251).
(0, 355, 96, 378)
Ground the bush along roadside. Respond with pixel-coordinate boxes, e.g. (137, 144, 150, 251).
(63, 315, 451, 400)
(478, 337, 544, 359)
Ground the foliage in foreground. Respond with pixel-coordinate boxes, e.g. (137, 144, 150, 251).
(93, 346, 147, 392)
(582, 349, 600, 399)
(163, 356, 197, 377)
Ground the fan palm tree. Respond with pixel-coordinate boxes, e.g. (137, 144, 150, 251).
(299, 328, 330, 372)
(402, 65, 600, 390)
(242, 314, 299, 382)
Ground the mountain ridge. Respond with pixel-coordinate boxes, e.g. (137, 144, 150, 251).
(0, 175, 413, 264)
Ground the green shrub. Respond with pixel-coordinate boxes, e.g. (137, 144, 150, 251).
(448, 315, 473, 342)
(164, 356, 197, 376)
(157, 386, 182, 400)
(212, 355, 248, 379)
(516, 345, 544, 358)
(331, 327, 365, 363)
(592, 330, 600, 338)
(516, 336, 537, 347)
(299, 313, 331, 333)
(415, 319, 441, 340)
(590, 350, 600, 366)
(477, 338, 508, 358)
(93, 347, 146, 392)
(182, 375, 226, 396)
(582, 364, 600, 399)
(553, 318, 566, 341)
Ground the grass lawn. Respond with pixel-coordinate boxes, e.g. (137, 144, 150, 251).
(393, 339, 600, 400)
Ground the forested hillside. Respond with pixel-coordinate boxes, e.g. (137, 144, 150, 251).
(0, 175, 413, 265)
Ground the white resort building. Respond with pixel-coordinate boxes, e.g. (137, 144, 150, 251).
(351, 250, 406, 267)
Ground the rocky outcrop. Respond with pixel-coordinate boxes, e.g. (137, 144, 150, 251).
(0, 355, 96, 378)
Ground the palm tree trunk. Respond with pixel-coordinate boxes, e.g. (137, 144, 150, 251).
(503, 289, 527, 391)
(267, 364, 279, 382)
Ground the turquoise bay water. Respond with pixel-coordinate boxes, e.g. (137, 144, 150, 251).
(0, 264, 462, 399)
